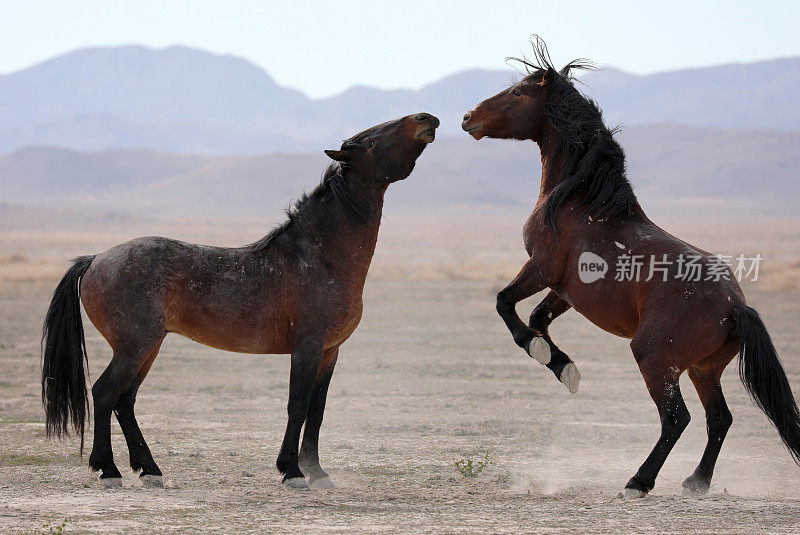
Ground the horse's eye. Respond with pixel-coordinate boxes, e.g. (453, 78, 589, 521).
(511, 88, 522, 97)
(368, 140, 375, 148)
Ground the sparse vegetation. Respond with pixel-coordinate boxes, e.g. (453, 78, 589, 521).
(1, 453, 51, 466)
(41, 520, 66, 534)
(1, 416, 45, 424)
(454, 452, 494, 478)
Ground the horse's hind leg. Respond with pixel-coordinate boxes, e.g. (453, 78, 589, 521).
(299, 346, 339, 489)
(681, 339, 737, 494)
(681, 368, 731, 495)
(624, 344, 691, 498)
(88, 348, 153, 487)
(529, 291, 581, 393)
(114, 342, 164, 487)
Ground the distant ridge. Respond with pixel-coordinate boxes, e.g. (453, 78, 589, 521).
(0, 46, 798, 154)
(2, 125, 798, 219)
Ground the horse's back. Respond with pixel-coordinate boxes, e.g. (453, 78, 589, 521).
(82, 235, 209, 299)
(79, 234, 358, 354)
(80, 236, 282, 351)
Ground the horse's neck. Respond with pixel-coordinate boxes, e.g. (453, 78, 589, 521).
(307, 190, 385, 276)
(535, 129, 564, 204)
(533, 130, 649, 223)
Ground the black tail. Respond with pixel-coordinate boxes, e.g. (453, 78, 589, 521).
(734, 303, 800, 464)
(41, 255, 95, 453)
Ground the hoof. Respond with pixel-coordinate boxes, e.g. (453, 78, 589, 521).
(141, 474, 164, 488)
(101, 477, 122, 489)
(283, 477, 310, 490)
(559, 362, 581, 394)
(309, 476, 336, 490)
(681, 476, 710, 495)
(623, 487, 647, 499)
(527, 337, 551, 365)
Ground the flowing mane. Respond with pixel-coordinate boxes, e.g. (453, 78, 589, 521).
(510, 37, 637, 228)
(246, 162, 373, 252)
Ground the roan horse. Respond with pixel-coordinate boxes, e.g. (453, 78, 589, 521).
(41, 112, 440, 490)
(462, 38, 800, 497)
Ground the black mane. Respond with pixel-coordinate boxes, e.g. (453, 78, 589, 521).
(509, 36, 637, 228)
(246, 162, 373, 252)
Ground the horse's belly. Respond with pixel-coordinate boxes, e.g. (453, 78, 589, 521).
(558, 285, 640, 339)
(167, 304, 291, 354)
(168, 297, 362, 355)
(578, 307, 638, 339)
(171, 323, 291, 354)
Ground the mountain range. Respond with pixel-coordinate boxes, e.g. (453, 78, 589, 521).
(1, 46, 798, 154)
(2, 124, 797, 221)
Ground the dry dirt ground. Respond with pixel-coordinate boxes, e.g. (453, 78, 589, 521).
(1, 214, 800, 533)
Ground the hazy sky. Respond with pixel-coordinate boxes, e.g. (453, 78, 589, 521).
(2, 0, 798, 98)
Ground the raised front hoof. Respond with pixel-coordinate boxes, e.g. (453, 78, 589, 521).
(622, 487, 647, 499)
(101, 477, 123, 489)
(681, 475, 710, 496)
(141, 474, 164, 488)
(526, 337, 551, 365)
(559, 362, 581, 394)
(309, 476, 336, 490)
(283, 477, 311, 491)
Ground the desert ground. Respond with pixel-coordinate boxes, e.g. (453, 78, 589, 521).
(1, 211, 800, 533)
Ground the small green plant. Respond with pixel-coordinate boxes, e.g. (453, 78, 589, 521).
(41, 520, 66, 534)
(454, 452, 494, 478)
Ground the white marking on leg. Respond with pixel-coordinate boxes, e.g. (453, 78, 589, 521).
(560, 362, 581, 394)
(309, 476, 336, 490)
(623, 487, 647, 499)
(527, 337, 551, 365)
(140, 474, 163, 488)
(101, 477, 122, 489)
(283, 477, 310, 490)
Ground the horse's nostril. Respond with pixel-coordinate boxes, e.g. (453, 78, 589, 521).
(463, 113, 471, 123)
(415, 113, 430, 122)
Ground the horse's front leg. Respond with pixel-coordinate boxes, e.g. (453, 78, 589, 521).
(277, 335, 324, 490)
(496, 259, 552, 365)
(298, 346, 339, 489)
(529, 291, 581, 393)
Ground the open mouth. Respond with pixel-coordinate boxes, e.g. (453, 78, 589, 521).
(464, 125, 483, 139)
(415, 127, 436, 143)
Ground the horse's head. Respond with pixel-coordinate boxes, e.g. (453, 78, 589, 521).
(462, 68, 555, 142)
(462, 36, 593, 143)
(325, 113, 439, 183)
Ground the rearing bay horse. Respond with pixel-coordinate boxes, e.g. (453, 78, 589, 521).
(41, 113, 440, 490)
(462, 38, 800, 497)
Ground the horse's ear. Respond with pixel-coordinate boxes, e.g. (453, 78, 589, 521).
(540, 68, 555, 86)
(324, 149, 346, 161)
